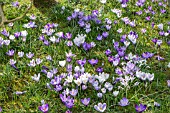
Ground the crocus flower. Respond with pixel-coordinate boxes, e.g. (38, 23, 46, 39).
(29, 14, 36, 20)
(18, 51, 24, 57)
(105, 49, 111, 56)
(167, 80, 170, 87)
(77, 59, 86, 66)
(96, 67, 104, 73)
(65, 109, 72, 113)
(154, 102, 160, 107)
(6, 49, 14, 56)
(12, 1, 19, 7)
(38, 104, 49, 113)
(31, 73, 40, 82)
(59, 60, 66, 67)
(88, 59, 98, 65)
(15, 91, 27, 95)
(69, 89, 78, 97)
(1, 29, 9, 37)
(102, 32, 109, 38)
(135, 104, 147, 113)
(81, 98, 90, 106)
(65, 32, 72, 40)
(94, 103, 106, 112)
(26, 52, 34, 59)
(0, 106, 2, 112)
(96, 34, 103, 41)
(119, 97, 129, 106)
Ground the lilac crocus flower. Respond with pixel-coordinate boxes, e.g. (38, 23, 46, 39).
(142, 52, 154, 59)
(82, 42, 91, 51)
(96, 34, 103, 41)
(102, 32, 109, 38)
(43, 40, 50, 46)
(6, 49, 15, 56)
(94, 103, 106, 112)
(81, 98, 90, 106)
(77, 59, 86, 66)
(0, 106, 2, 112)
(145, 16, 150, 21)
(69, 89, 78, 97)
(54, 85, 62, 91)
(50, 76, 61, 85)
(38, 104, 49, 113)
(96, 67, 104, 73)
(14, 32, 21, 38)
(39, 35, 45, 41)
(65, 109, 72, 113)
(26, 52, 34, 59)
(105, 49, 111, 56)
(167, 80, 170, 87)
(1, 29, 9, 37)
(12, 1, 19, 7)
(135, 104, 147, 113)
(119, 97, 129, 106)
(88, 59, 98, 65)
(65, 32, 72, 40)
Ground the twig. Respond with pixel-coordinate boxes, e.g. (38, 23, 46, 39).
(0, 2, 32, 27)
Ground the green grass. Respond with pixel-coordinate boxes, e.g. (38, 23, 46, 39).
(0, 0, 170, 112)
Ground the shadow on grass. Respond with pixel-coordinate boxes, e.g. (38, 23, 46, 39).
(33, 0, 73, 24)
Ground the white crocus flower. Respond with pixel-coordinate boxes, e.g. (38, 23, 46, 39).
(31, 73, 40, 82)
(74, 78, 82, 86)
(113, 91, 119, 97)
(65, 75, 73, 83)
(157, 23, 163, 30)
(73, 34, 86, 46)
(59, 60, 66, 67)
(100, 0, 107, 4)
(9, 35, 15, 40)
(49, 36, 56, 43)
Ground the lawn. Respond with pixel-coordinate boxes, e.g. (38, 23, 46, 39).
(0, 0, 170, 113)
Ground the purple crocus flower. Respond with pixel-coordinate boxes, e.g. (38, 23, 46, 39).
(96, 34, 103, 41)
(119, 97, 129, 106)
(81, 98, 90, 106)
(50, 76, 61, 85)
(6, 49, 15, 56)
(102, 32, 109, 38)
(14, 32, 21, 38)
(167, 41, 170, 45)
(1, 29, 9, 37)
(54, 85, 62, 91)
(142, 52, 154, 59)
(77, 59, 86, 66)
(82, 42, 91, 51)
(65, 32, 72, 40)
(38, 104, 49, 113)
(96, 67, 104, 73)
(0, 106, 2, 112)
(12, 1, 19, 7)
(135, 104, 147, 113)
(88, 59, 98, 65)
(94, 103, 106, 112)
(105, 49, 112, 56)
(43, 40, 50, 46)
(65, 98, 74, 109)
(145, 16, 150, 21)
